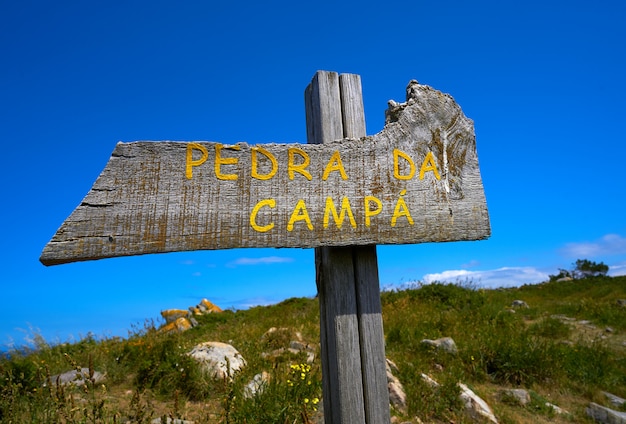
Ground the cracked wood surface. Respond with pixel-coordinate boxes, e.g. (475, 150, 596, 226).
(40, 82, 490, 265)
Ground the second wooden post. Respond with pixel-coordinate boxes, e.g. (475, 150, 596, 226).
(305, 71, 391, 424)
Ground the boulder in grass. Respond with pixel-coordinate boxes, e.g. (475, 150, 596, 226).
(419, 375, 497, 423)
(244, 371, 270, 399)
(511, 300, 529, 309)
(188, 341, 246, 380)
(586, 402, 626, 424)
(46, 368, 105, 387)
(458, 383, 498, 423)
(421, 337, 458, 355)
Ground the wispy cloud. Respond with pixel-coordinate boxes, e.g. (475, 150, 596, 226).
(227, 256, 295, 267)
(560, 233, 626, 258)
(461, 259, 481, 268)
(223, 297, 280, 310)
(421, 266, 550, 289)
(609, 261, 626, 276)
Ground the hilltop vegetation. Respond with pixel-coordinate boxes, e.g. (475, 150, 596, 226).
(1, 275, 625, 423)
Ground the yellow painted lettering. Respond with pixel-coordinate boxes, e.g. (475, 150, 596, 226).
(322, 150, 348, 181)
(287, 199, 313, 231)
(323, 197, 357, 229)
(364, 196, 383, 227)
(393, 149, 415, 180)
(251, 147, 278, 180)
(214, 143, 240, 180)
(419, 151, 441, 180)
(391, 190, 414, 227)
(186, 143, 208, 180)
(288, 147, 312, 180)
(250, 199, 275, 233)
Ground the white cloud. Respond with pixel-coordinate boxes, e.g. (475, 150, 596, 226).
(226, 297, 280, 310)
(227, 256, 295, 267)
(422, 266, 550, 289)
(609, 261, 626, 276)
(560, 233, 626, 258)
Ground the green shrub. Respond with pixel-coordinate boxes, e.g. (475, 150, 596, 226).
(528, 316, 572, 339)
(226, 362, 321, 423)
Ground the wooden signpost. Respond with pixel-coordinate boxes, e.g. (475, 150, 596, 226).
(41, 71, 490, 423)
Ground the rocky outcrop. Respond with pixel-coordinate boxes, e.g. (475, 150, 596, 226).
(159, 317, 194, 334)
(161, 309, 190, 324)
(159, 298, 222, 334)
(190, 298, 222, 315)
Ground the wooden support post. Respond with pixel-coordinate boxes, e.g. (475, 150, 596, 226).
(305, 71, 391, 424)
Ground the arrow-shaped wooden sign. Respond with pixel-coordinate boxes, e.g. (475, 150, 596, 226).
(40, 81, 490, 266)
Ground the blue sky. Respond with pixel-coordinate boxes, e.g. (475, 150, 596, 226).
(2, 0, 626, 349)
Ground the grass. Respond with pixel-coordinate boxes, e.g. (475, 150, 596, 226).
(1, 275, 625, 423)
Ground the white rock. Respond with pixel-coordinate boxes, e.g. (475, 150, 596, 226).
(188, 341, 246, 380)
(419, 375, 498, 423)
(604, 391, 626, 408)
(545, 402, 568, 415)
(421, 337, 458, 354)
(511, 300, 529, 308)
(244, 371, 270, 399)
(386, 359, 406, 413)
(458, 383, 498, 424)
(586, 402, 626, 424)
(46, 368, 105, 387)
(151, 418, 194, 424)
(420, 373, 440, 388)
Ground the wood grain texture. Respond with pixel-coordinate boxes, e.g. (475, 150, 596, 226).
(308, 71, 382, 424)
(352, 245, 390, 423)
(307, 71, 359, 424)
(40, 77, 490, 265)
(315, 246, 366, 424)
(338, 72, 390, 423)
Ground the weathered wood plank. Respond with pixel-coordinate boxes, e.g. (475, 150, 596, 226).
(352, 245, 389, 423)
(308, 71, 367, 424)
(337, 72, 390, 423)
(306, 71, 348, 424)
(40, 79, 490, 265)
(316, 247, 366, 423)
(339, 73, 366, 138)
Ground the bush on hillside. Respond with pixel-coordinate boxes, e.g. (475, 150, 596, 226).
(550, 258, 609, 281)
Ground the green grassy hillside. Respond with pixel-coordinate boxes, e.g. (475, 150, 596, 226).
(2, 275, 625, 423)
